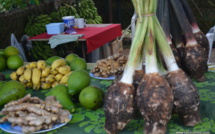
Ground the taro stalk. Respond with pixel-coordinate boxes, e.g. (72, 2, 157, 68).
(157, 0, 182, 68)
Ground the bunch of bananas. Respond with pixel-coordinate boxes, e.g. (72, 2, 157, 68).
(30, 42, 53, 61)
(58, 0, 102, 24)
(25, 14, 52, 37)
(10, 59, 73, 90)
(24, 14, 53, 61)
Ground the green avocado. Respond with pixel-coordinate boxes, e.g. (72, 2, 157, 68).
(0, 80, 26, 106)
(46, 84, 75, 113)
(0, 81, 6, 89)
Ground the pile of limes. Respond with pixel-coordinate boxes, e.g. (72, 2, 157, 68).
(0, 46, 24, 71)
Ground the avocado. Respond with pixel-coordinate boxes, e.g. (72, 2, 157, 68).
(0, 80, 26, 106)
(46, 84, 75, 113)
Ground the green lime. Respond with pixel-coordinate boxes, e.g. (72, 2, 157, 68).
(65, 53, 79, 63)
(79, 86, 104, 109)
(4, 46, 20, 59)
(7, 55, 24, 70)
(0, 55, 7, 71)
(67, 70, 90, 95)
(46, 56, 62, 65)
(0, 49, 4, 56)
(69, 57, 87, 71)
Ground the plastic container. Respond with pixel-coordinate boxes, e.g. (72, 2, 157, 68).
(46, 23, 64, 35)
(62, 16, 75, 29)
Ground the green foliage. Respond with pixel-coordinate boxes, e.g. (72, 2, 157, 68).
(0, 0, 44, 12)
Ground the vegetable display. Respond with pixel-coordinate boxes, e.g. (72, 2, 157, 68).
(104, 0, 206, 133)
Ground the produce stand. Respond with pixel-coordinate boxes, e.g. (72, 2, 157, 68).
(1, 68, 215, 134)
(27, 24, 122, 61)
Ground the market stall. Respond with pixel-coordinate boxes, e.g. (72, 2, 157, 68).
(0, 69, 215, 134)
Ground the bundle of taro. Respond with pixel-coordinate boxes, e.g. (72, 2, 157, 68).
(103, 0, 202, 134)
(0, 94, 71, 133)
(90, 54, 128, 78)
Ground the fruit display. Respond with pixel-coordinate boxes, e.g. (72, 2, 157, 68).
(0, 80, 26, 107)
(0, 94, 71, 133)
(58, 0, 102, 24)
(10, 59, 72, 90)
(90, 54, 128, 78)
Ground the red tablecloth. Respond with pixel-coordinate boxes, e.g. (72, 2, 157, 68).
(28, 24, 122, 54)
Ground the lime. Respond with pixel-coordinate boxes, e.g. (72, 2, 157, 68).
(79, 86, 104, 109)
(69, 57, 87, 71)
(67, 70, 90, 95)
(7, 55, 24, 70)
(4, 46, 20, 59)
(46, 56, 62, 65)
(65, 53, 79, 63)
(0, 56, 7, 71)
(0, 49, 4, 56)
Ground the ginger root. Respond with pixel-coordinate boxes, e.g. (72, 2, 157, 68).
(0, 94, 71, 133)
(91, 54, 128, 78)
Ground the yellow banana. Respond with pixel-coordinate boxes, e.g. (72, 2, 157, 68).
(51, 59, 66, 70)
(50, 69, 59, 75)
(41, 82, 51, 90)
(24, 68, 32, 82)
(57, 65, 71, 75)
(33, 84, 41, 90)
(45, 74, 56, 83)
(55, 73, 64, 81)
(25, 63, 31, 69)
(40, 77, 46, 83)
(41, 66, 51, 77)
(10, 72, 18, 80)
(26, 82, 33, 89)
(19, 74, 27, 84)
(32, 68, 41, 86)
(37, 60, 47, 70)
(60, 72, 72, 84)
(51, 81, 59, 88)
(29, 62, 37, 68)
(16, 66, 25, 75)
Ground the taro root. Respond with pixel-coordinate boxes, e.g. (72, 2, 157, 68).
(113, 69, 145, 89)
(193, 31, 209, 59)
(166, 69, 201, 126)
(104, 82, 136, 134)
(136, 73, 173, 134)
(184, 45, 208, 82)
